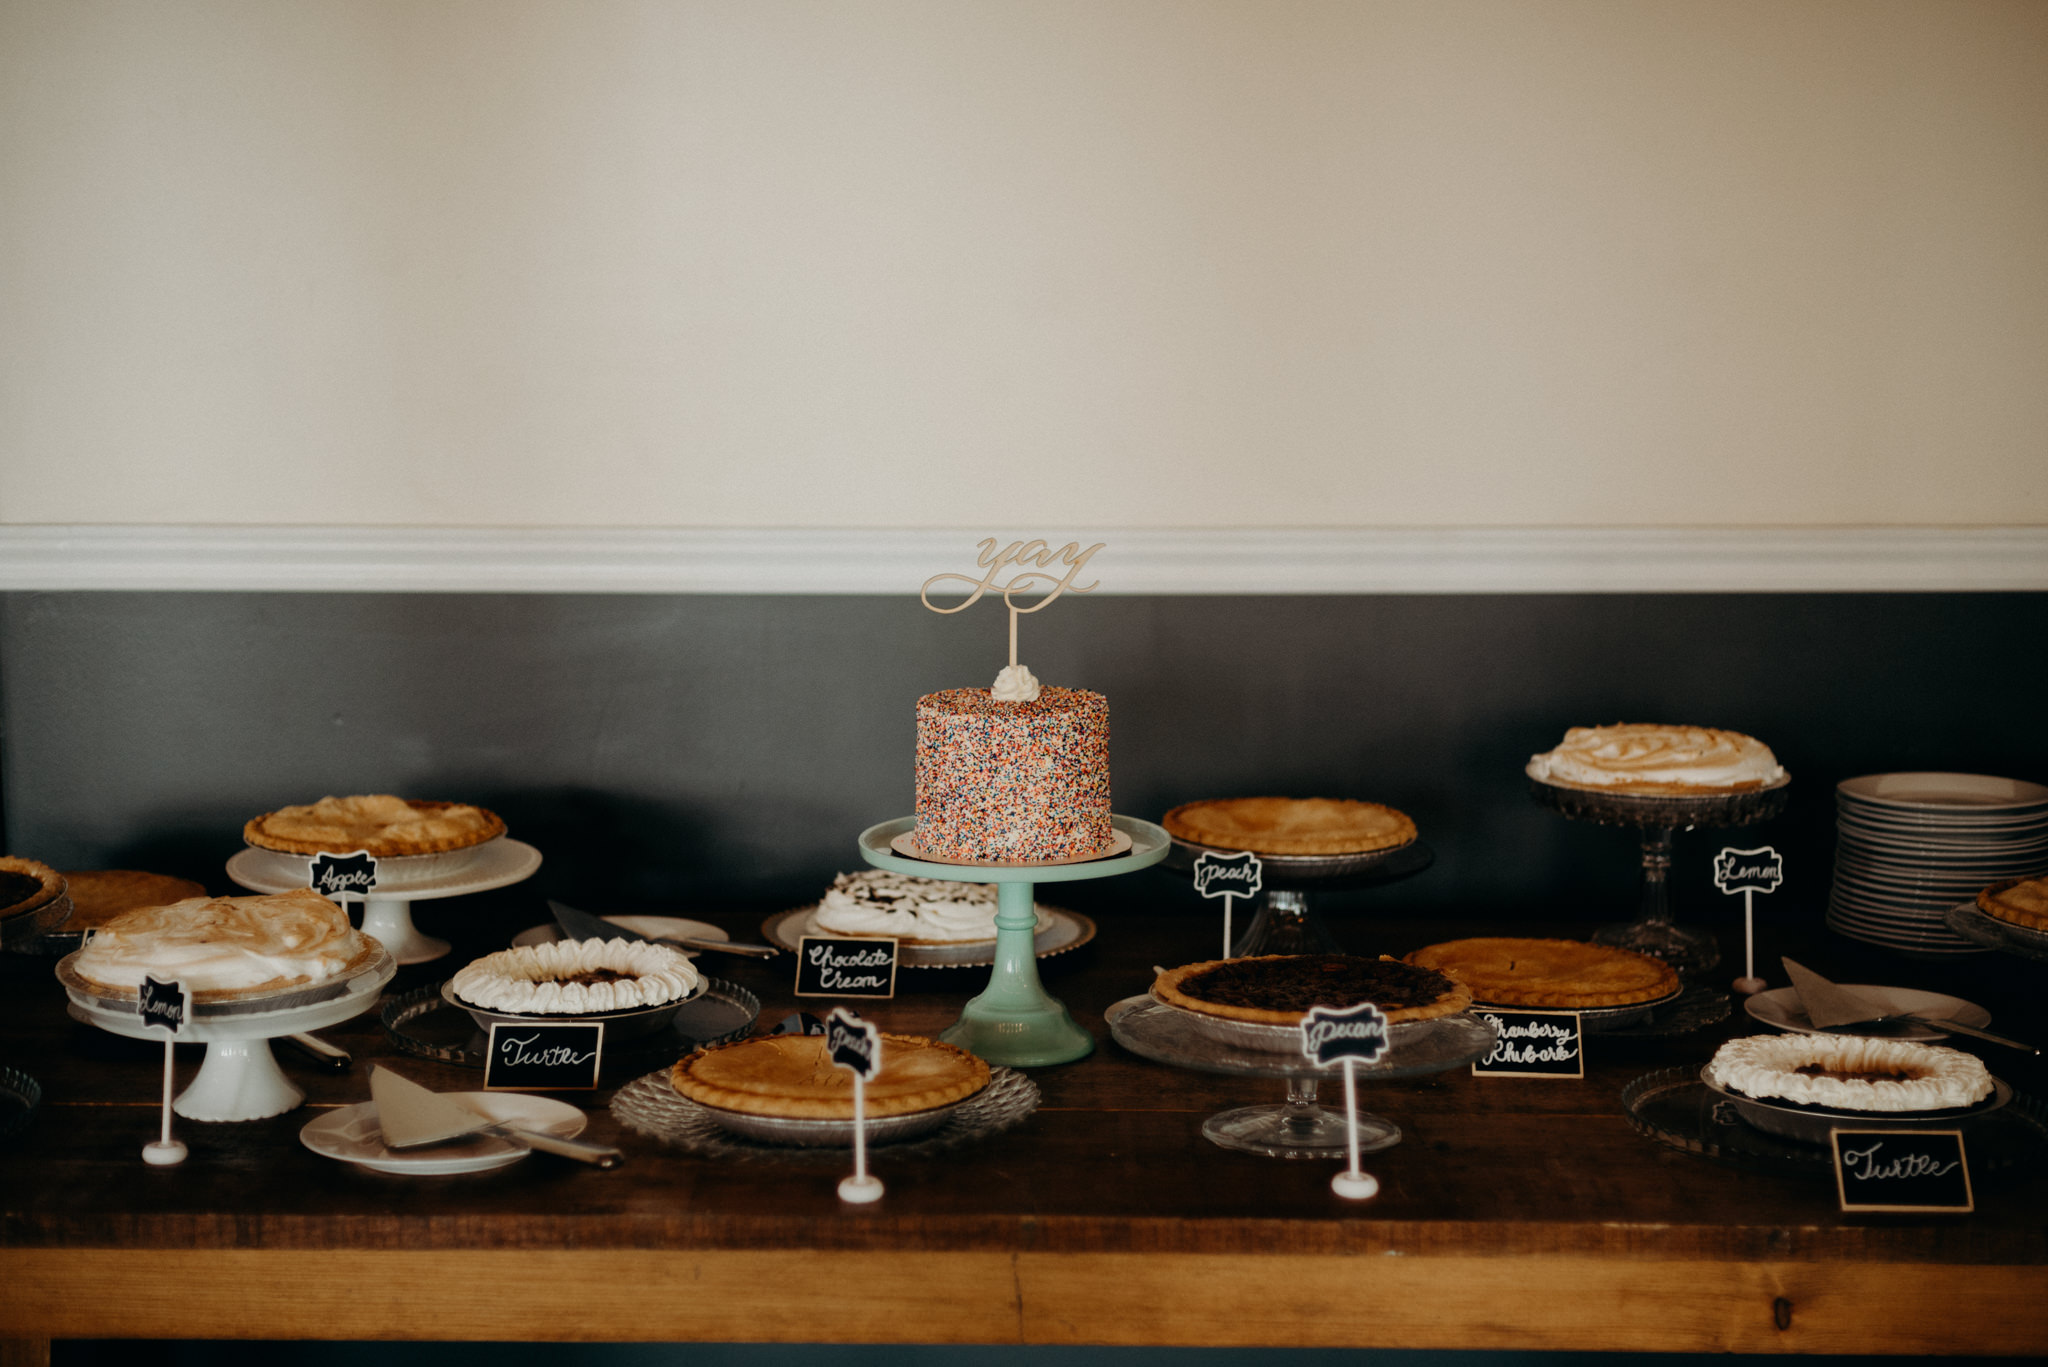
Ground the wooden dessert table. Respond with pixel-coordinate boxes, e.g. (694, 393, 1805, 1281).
(4, 887, 2045, 1360)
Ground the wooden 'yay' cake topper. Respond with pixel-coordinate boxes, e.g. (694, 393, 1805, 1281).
(921, 538, 1106, 675)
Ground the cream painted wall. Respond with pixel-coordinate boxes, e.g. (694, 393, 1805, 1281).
(2, 0, 2044, 530)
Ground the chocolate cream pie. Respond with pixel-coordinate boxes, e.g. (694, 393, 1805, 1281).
(244, 794, 505, 858)
(1162, 798, 1416, 856)
(1405, 937, 1678, 1009)
(1705, 1034, 1992, 1113)
(671, 1033, 990, 1119)
(1153, 954, 1471, 1025)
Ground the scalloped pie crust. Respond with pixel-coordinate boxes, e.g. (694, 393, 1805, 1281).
(1404, 937, 1678, 1008)
(1978, 876, 2048, 931)
(671, 1033, 990, 1119)
(244, 794, 505, 857)
(1153, 954, 1470, 1025)
(1161, 798, 1417, 855)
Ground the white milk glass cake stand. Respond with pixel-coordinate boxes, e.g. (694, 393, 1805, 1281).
(226, 838, 542, 965)
(1107, 996, 1496, 1158)
(57, 946, 395, 1121)
(857, 815, 1169, 1067)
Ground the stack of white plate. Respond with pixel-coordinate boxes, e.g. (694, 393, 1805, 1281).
(1829, 773, 2048, 955)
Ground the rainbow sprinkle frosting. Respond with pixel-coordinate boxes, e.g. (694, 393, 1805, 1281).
(914, 686, 1111, 863)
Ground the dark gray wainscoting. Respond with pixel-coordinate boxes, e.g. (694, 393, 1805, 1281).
(2, 592, 2044, 936)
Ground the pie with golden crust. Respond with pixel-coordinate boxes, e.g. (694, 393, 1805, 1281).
(1404, 937, 1679, 1009)
(58, 870, 208, 931)
(671, 1033, 991, 1119)
(1977, 876, 2048, 932)
(244, 794, 506, 858)
(1161, 798, 1417, 856)
(1153, 954, 1470, 1025)
(0, 856, 65, 921)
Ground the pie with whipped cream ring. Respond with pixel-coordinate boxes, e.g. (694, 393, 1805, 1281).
(671, 1033, 990, 1119)
(1706, 1033, 1992, 1112)
(1405, 937, 1678, 1009)
(244, 794, 505, 858)
(1527, 723, 1786, 796)
(450, 937, 700, 1015)
(1977, 876, 2048, 931)
(1154, 954, 1470, 1025)
(1162, 798, 1417, 856)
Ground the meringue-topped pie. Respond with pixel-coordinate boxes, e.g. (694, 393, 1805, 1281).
(243, 794, 505, 858)
(66, 887, 376, 1001)
(1153, 954, 1470, 1025)
(1404, 937, 1678, 1009)
(671, 1033, 990, 1119)
(1162, 798, 1417, 856)
(1527, 723, 1785, 795)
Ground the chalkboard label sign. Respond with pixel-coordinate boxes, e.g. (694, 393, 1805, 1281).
(1471, 1009, 1583, 1079)
(1300, 1001, 1390, 1067)
(795, 936, 898, 998)
(1713, 846, 1783, 896)
(483, 1021, 604, 1091)
(827, 1008, 883, 1080)
(1832, 1129, 1973, 1214)
(138, 975, 189, 1036)
(309, 850, 379, 899)
(1192, 850, 1263, 902)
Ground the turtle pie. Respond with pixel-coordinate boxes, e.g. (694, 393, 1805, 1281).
(1161, 798, 1417, 855)
(1526, 723, 1785, 795)
(0, 856, 65, 923)
(243, 794, 505, 858)
(1404, 937, 1678, 1009)
(1153, 954, 1471, 1025)
(450, 938, 700, 1015)
(58, 870, 208, 932)
(1977, 876, 2048, 932)
(1705, 1033, 1992, 1113)
(671, 1033, 990, 1119)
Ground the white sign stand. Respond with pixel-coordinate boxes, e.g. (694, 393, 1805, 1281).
(139, 975, 190, 1166)
(1329, 1058, 1380, 1201)
(1714, 845, 1785, 996)
(1300, 1002, 1389, 1201)
(829, 1007, 885, 1205)
(1192, 852, 1263, 960)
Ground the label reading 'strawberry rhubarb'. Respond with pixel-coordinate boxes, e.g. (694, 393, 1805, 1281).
(1470, 1009, 1583, 1079)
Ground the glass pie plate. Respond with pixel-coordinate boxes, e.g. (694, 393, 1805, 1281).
(1699, 1070, 2012, 1146)
(441, 975, 708, 1042)
(682, 1089, 982, 1147)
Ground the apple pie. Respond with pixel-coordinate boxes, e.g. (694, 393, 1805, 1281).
(1404, 937, 1678, 1009)
(1977, 876, 2048, 932)
(671, 1033, 990, 1119)
(1153, 954, 1470, 1025)
(1161, 798, 1417, 855)
(244, 794, 505, 857)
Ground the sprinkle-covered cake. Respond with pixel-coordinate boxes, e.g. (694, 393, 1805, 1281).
(914, 680, 1111, 863)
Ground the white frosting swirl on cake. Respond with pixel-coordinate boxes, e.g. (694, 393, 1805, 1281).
(815, 869, 1033, 943)
(451, 937, 700, 1014)
(71, 889, 366, 994)
(991, 663, 1042, 703)
(1529, 723, 1785, 792)
(1706, 1033, 1992, 1112)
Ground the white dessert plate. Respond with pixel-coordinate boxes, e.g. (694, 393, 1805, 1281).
(1744, 985, 1990, 1042)
(511, 915, 728, 957)
(1837, 773, 2048, 811)
(300, 1092, 587, 1174)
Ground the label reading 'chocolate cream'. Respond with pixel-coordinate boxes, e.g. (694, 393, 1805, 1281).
(796, 936, 898, 999)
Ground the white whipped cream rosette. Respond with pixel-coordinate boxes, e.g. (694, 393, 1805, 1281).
(71, 888, 366, 995)
(450, 936, 700, 1014)
(1706, 1034, 1992, 1113)
(814, 869, 1042, 943)
(1529, 723, 1785, 792)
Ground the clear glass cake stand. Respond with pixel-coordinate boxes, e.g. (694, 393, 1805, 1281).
(857, 814, 1169, 1067)
(1525, 768, 1792, 975)
(1106, 995, 1496, 1158)
(1160, 837, 1434, 956)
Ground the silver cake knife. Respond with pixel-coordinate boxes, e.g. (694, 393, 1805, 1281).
(548, 899, 777, 958)
(1780, 957, 2037, 1054)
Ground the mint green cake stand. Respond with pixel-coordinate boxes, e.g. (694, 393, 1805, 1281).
(858, 814, 1169, 1067)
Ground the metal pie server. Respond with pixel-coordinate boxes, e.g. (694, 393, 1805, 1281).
(369, 1066, 624, 1169)
(548, 899, 777, 959)
(1780, 957, 2037, 1054)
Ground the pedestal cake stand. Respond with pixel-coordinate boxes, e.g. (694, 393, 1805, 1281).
(1162, 837, 1433, 956)
(57, 946, 395, 1121)
(857, 814, 1169, 1066)
(1527, 769, 1790, 974)
(1106, 995, 1496, 1158)
(226, 838, 542, 965)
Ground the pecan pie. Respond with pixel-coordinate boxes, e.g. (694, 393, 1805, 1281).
(1161, 798, 1417, 855)
(1977, 876, 2048, 932)
(671, 1033, 990, 1119)
(1152, 954, 1470, 1025)
(1404, 937, 1678, 1009)
(244, 794, 505, 857)
(0, 856, 65, 922)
